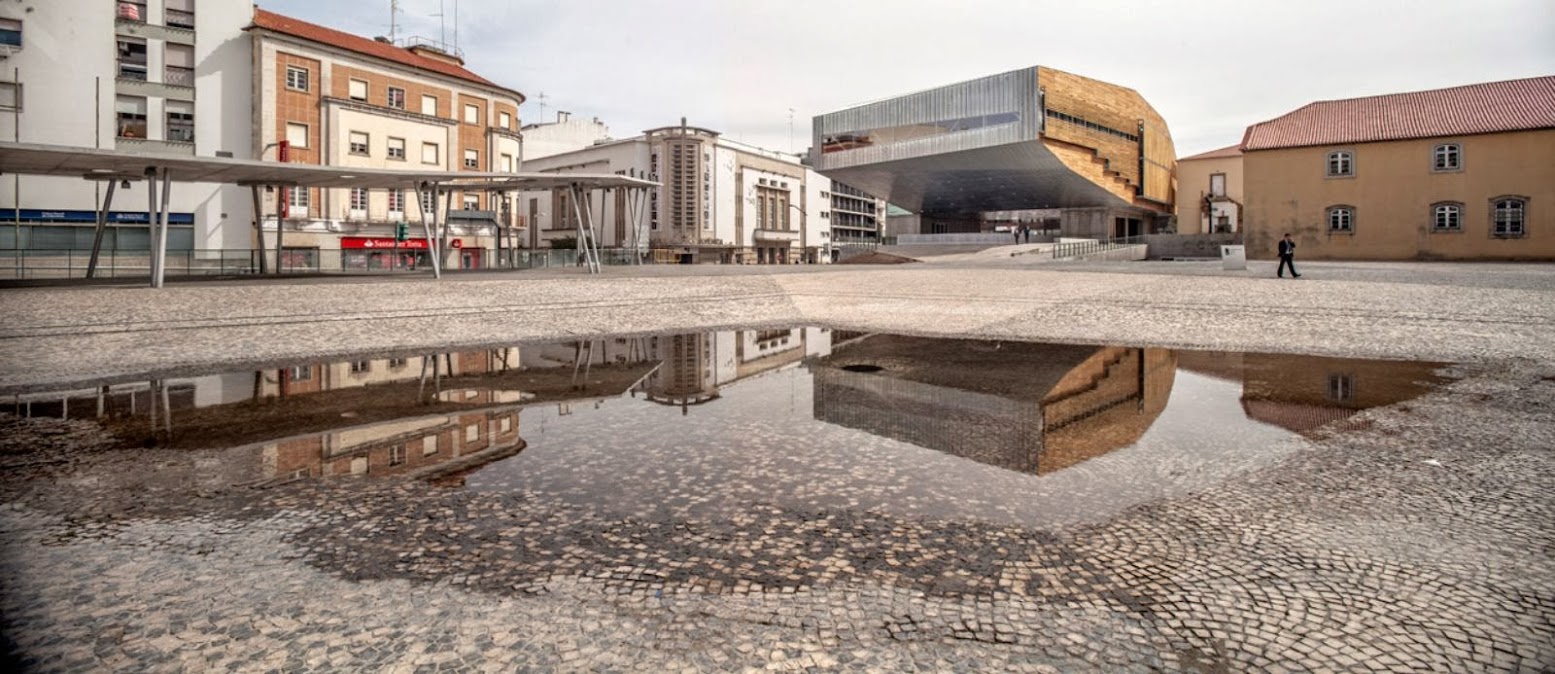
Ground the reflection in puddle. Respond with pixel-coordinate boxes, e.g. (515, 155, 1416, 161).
(5, 329, 1445, 513)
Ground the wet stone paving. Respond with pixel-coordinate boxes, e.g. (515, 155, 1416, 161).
(1, 329, 1553, 672)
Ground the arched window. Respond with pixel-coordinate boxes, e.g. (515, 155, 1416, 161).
(1431, 202, 1462, 231)
(1433, 143, 1461, 171)
(1327, 205, 1355, 233)
(1326, 151, 1354, 177)
(1491, 197, 1527, 237)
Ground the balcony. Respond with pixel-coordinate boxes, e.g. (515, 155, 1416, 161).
(752, 229, 800, 243)
(165, 9, 194, 30)
(164, 65, 194, 88)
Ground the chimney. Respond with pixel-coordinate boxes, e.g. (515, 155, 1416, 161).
(557, 111, 571, 123)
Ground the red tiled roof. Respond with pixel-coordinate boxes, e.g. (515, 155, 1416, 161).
(1179, 144, 1242, 161)
(248, 8, 521, 100)
(1241, 76, 1555, 151)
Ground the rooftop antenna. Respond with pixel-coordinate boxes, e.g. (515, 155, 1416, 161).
(388, 0, 402, 42)
(535, 91, 548, 122)
(433, 0, 446, 47)
(788, 108, 795, 153)
(453, 0, 459, 53)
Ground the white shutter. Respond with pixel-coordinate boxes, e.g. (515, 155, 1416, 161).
(285, 122, 308, 148)
(348, 79, 367, 101)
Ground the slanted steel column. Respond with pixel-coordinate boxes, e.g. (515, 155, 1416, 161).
(85, 179, 118, 279)
(569, 183, 600, 274)
(152, 169, 171, 288)
(144, 167, 159, 285)
(440, 184, 455, 270)
(274, 185, 288, 274)
(415, 181, 442, 279)
(250, 185, 267, 274)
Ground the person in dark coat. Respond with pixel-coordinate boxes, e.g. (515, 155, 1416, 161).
(1277, 233, 1301, 278)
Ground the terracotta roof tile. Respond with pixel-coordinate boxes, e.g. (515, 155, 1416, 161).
(249, 9, 521, 100)
(1179, 144, 1243, 161)
(1241, 76, 1555, 151)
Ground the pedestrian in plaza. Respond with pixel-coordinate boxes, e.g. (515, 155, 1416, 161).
(1277, 233, 1301, 278)
(1012, 226, 1020, 243)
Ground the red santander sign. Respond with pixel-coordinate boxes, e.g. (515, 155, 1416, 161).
(341, 237, 462, 250)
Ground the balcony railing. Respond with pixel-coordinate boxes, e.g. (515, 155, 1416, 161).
(164, 65, 194, 87)
(165, 8, 194, 30)
(118, 62, 149, 81)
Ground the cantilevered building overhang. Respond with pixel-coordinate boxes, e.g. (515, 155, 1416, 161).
(811, 66, 1176, 217)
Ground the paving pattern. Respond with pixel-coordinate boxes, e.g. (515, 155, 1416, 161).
(2, 354, 1553, 672)
(2, 262, 1554, 671)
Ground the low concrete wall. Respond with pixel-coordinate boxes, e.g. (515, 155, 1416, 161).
(1145, 233, 1243, 259)
(898, 233, 1030, 245)
(1076, 244, 1148, 262)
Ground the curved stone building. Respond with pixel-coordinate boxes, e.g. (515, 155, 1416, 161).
(812, 66, 1176, 238)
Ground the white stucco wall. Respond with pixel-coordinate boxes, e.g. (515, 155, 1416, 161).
(0, 0, 254, 251)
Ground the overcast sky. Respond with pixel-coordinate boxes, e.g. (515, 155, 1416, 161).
(257, 0, 1555, 157)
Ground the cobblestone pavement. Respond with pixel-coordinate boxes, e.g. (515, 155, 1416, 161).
(2, 263, 1554, 671)
(2, 354, 1553, 672)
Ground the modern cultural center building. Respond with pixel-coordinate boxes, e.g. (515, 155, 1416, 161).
(811, 66, 1176, 239)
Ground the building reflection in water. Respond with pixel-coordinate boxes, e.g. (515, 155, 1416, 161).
(4, 330, 1446, 483)
(812, 336, 1177, 475)
(1210, 352, 1442, 436)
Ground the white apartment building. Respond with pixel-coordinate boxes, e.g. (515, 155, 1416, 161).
(0, 0, 255, 254)
(248, 9, 525, 271)
(518, 120, 853, 264)
(520, 111, 610, 160)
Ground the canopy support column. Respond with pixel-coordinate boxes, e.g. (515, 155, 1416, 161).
(274, 185, 287, 274)
(414, 181, 442, 279)
(85, 179, 117, 279)
(152, 168, 171, 288)
(250, 185, 267, 274)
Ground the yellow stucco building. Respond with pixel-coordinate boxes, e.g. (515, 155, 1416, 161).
(1241, 76, 1555, 260)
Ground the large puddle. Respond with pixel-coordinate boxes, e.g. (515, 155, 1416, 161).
(5, 328, 1446, 526)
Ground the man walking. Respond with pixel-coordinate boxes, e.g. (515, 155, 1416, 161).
(1277, 233, 1301, 278)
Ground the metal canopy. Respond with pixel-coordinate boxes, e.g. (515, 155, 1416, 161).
(0, 141, 656, 190)
(1, 141, 657, 287)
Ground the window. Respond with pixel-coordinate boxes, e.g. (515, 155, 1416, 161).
(1327, 205, 1354, 233)
(500, 416, 512, 433)
(165, 101, 194, 143)
(421, 94, 437, 116)
(463, 194, 479, 210)
(464, 424, 479, 442)
(285, 65, 309, 92)
(463, 103, 478, 124)
(420, 190, 436, 216)
(389, 446, 405, 467)
(500, 153, 514, 172)
(1431, 203, 1462, 232)
(422, 435, 438, 456)
(463, 148, 479, 169)
(164, 44, 194, 87)
(1433, 143, 1461, 171)
(115, 95, 147, 138)
(499, 111, 511, 129)
(388, 357, 408, 368)
(288, 186, 310, 211)
(421, 142, 439, 165)
(0, 81, 18, 112)
(0, 18, 21, 48)
(387, 137, 405, 160)
(116, 1, 147, 22)
(164, 0, 194, 29)
(387, 189, 405, 216)
(1326, 374, 1353, 402)
(1326, 150, 1353, 177)
(287, 366, 312, 381)
(348, 78, 368, 101)
(348, 187, 368, 214)
(1492, 197, 1527, 237)
(348, 131, 369, 156)
(285, 122, 309, 149)
(117, 38, 148, 80)
(1209, 173, 1227, 198)
(349, 360, 371, 373)
(387, 86, 405, 109)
